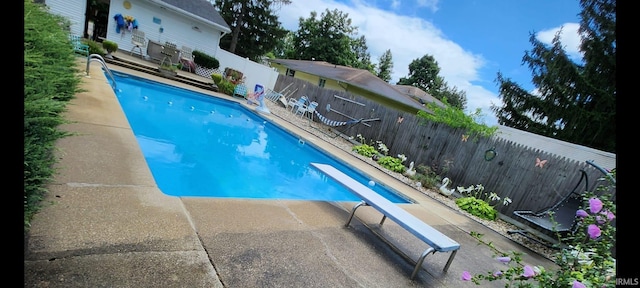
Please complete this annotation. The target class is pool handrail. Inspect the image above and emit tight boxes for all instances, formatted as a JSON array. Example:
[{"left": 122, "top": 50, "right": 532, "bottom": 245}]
[{"left": 86, "top": 54, "right": 117, "bottom": 90}]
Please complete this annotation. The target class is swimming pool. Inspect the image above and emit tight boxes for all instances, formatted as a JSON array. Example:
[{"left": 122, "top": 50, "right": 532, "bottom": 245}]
[{"left": 110, "top": 71, "right": 410, "bottom": 203}]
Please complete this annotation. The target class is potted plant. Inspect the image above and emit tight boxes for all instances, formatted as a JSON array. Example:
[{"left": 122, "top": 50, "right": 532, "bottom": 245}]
[
  {"left": 102, "top": 40, "right": 118, "bottom": 59},
  {"left": 157, "top": 63, "right": 178, "bottom": 79}
]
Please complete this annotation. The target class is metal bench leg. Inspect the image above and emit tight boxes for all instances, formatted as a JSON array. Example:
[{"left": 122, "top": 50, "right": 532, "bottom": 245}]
[
  {"left": 442, "top": 250, "right": 458, "bottom": 273},
  {"left": 345, "top": 201, "right": 368, "bottom": 227},
  {"left": 379, "top": 215, "right": 387, "bottom": 226},
  {"left": 411, "top": 248, "right": 435, "bottom": 280}
]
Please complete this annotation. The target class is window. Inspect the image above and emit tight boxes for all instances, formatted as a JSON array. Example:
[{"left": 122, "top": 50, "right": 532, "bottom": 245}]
[
  {"left": 318, "top": 78, "right": 326, "bottom": 88},
  {"left": 286, "top": 69, "right": 296, "bottom": 77}
]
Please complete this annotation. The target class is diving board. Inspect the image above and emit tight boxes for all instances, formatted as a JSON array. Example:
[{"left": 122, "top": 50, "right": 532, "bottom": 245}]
[{"left": 310, "top": 163, "right": 460, "bottom": 280}]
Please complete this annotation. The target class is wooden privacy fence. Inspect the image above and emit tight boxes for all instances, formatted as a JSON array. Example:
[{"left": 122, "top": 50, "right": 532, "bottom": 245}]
[{"left": 273, "top": 76, "right": 616, "bottom": 217}]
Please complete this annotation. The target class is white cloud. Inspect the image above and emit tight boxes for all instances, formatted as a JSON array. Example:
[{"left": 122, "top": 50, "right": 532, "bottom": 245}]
[
  {"left": 415, "top": 0, "right": 439, "bottom": 12},
  {"left": 277, "top": 0, "right": 501, "bottom": 126},
  {"left": 536, "top": 22, "right": 582, "bottom": 61}
]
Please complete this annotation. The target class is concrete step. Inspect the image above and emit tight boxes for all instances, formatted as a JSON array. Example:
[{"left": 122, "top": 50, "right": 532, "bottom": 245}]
[{"left": 104, "top": 55, "right": 219, "bottom": 92}]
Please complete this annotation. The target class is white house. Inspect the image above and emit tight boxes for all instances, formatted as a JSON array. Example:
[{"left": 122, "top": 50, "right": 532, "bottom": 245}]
[{"left": 43, "top": 0, "right": 280, "bottom": 92}]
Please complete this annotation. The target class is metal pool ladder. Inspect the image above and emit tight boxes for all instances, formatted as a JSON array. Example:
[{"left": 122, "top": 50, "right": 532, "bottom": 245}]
[{"left": 86, "top": 54, "right": 117, "bottom": 90}]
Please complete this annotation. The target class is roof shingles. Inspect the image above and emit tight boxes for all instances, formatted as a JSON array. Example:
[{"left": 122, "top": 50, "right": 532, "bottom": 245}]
[{"left": 270, "top": 59, "right": 440, "bottom": 111}]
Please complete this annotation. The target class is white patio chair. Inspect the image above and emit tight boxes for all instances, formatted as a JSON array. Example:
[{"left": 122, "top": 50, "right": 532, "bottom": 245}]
[
  {"left": 130, "top": 30, "right": 146, "bottom": 59},
  {"left": 179, "top": 45, "right": 196, "bottom": 72}
]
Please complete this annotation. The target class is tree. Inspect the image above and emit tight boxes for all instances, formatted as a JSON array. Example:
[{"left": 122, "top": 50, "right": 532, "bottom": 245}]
[
  {"left": 290, "top": 8, "right": 372, "bottom": 69},
  {"left": 215, "top": 0, "right": 290, "bottom": 61},
  {"left": 491, "top": 0, "right": 615, "bottom": 153},
  {"left": 397, "top": 54, "right": 444, "bottom": 93},
  {"left": 273, "top": 30, "right": 295, "bottom": 58},
  {"left": 439, "top": 82, "right": 467, "bottom": 110},
  {"left": 376, "top": 49, "right": 393, "bottom": 82},
  {"left": 351, "top": 35, "right": 375, "bottom": 73},
  {"left": 396, "top": 54, "right": 467, "bottom": 110}
]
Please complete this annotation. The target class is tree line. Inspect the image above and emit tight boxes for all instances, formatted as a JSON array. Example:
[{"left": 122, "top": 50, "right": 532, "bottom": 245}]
[{"left": 212, "top": 0, "right": 615, "bottom": 153}]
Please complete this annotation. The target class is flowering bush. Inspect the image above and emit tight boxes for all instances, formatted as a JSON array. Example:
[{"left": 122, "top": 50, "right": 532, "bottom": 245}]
[
  {"left": 461, "top": 171, "right": 616, "bottom": 287},
  {"left": 352, "top": 134, "right": 379, "bottom": 157},
  {"left": 376, "top": 141, "right": 389, "bottom": 155},
  {"left": 455, "top": 184, "right": 512, "bottom": 221}
]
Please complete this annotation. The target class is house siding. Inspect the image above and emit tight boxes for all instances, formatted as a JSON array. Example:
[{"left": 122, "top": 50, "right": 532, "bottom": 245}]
[
  {"left": 45, "top": 0, "right": 87, "bottom": 36},
  {"left": 44, "top": 0, "right": 279, "bottom": 92},
  {"left": 105, "top": 0, "right": 222, "bottom": 58}
]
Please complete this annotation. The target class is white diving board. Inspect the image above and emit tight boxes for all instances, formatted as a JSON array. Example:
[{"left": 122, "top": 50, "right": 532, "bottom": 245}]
[{"left": 310, "top": 163, "right": 460, "bottom": 280}]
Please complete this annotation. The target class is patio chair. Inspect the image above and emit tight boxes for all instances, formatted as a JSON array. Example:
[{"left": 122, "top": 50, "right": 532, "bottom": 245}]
[
  {"left": 507, "top": 169, "right": 589, "bottom": 248},
  {"left": 233, "top": 84, "right": 247, "bottom": 98},
  {"left": 179, "top": 45, "right": 196, "bottom": 72},
  {"left": 130, "top": 30, "right": 146, "bottom": 59},
  {"left": 69, "top": 34, "right": 89, "bottom": 56},
  {"left": 299, "top": 101, "right": 318, "bottom": 120},
  {"left": 289, "top": 95, "right": 308, "bottom": 113}
]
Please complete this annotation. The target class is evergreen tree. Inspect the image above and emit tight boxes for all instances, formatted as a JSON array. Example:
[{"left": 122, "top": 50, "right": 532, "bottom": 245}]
[
  {"left": 491, "top": 0, "right": 615, "bottom": 152},
  {"left": 215, "top": 0, "right": 290, "bottom": 61},
  {"left": 376, "top": 49, "right": 393, "bottom": 83},
  {"left": 439, "top": 82, "right": 467, "bottom": 111}
]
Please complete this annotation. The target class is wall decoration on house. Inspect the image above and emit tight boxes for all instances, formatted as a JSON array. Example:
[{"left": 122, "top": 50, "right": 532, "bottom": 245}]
[
  {"left": 114, "top": 13, "right": 138, "bottom": 34},
  {"left": 123, "top": 1, "right": 132, "bottom": 9},
  {"left": 114, "top": 13, "right": 126, "bottom": 34},
  {"left": 153, "top": 17, "right": 161, "bottom": 25}
]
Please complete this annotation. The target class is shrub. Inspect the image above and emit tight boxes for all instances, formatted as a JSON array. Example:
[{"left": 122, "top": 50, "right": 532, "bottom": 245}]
[
  {"left": 412, "top": 164, "right": 442, "bottom": 189},
  {"left": 455, "top": 184, "right": 511, "bottom": 221},
  {"left": 102, "top": 40, "right": 118, "bottom": 53},
  {"left": 193, "top": 50, "right": 220, "bottom": 69},
  {"left": 217, "top": 80, "right": 235, "bottom": 96},
  {"left": 211, "top": 73, "right": 223, "bottom": 85},
  {"left": 85, "top": 39, "right": 106, "bottom": 56},
  {"left": 24, "top": 0, "right": 80, "bottom": 230},
  {"left": 417, "top": 98, "right": 498, "bottom": 138},
  {"left": 377, "top": 156, "right": 406, "bottom": 173},
  {"left": 455, "top": 197, "right": 498, "bottom": 221},
  {"left": 352, "top": 144, "right": 378, "bottom": 157}
]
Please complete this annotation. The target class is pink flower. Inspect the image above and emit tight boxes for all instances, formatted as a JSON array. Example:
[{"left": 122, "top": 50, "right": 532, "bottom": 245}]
[
  {"left": 596, "top": 215, "right": 605, "bottom": 224},
  {"left": 496, "top": 256, "right": 511, "bottom": 263},
  {"left": 522, "top": 265, "right": 535, "bottom": 278},
  {"left": 589, "top": 198, "right": 603, "bottom": 214},
  {"left": 576, "top": 209, "right": 589, "bottom": 217},
  {"left": 573, "top": 280, "right": 587, "bottom": 288},
  {"left": 461, "top": 271, "right": 472, "bottom": 281},
  {"left": 604, "top": 210, "right": 616, "bottom": 221},
  {"left": 588, "top": 224, "right": 601, "bottom": 239},
  {"left": 493, "top": 270, "right": 503, "bottom": 277}
]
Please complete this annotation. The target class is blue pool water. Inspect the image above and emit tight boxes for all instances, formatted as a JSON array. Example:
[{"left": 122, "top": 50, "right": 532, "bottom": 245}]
[{"left": 110, "top": 71, "right": 409, "bottom": 203}]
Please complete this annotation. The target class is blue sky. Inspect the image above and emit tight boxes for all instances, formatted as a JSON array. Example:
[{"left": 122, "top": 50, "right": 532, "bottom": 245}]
[{"left": 276, "top": 0, "right": 583, "bottom": 126}]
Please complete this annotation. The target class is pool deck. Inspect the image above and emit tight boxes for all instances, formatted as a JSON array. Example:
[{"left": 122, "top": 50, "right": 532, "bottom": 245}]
[{"left": 24, "top": 54, "right": 557, "bottom": 287}]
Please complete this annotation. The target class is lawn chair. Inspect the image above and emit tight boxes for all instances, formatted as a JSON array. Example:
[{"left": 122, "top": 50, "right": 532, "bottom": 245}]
[
  {"left": 130, "top": 30, "right": 146, "bottom": 59},
  {"left": 179, "top": 45, "right": 196, "bottom": 72},
  {"left": 508, "top": 169, "right": 589, "bottom": 248},
  {"left": 69, "top": 34, "right": 89, "bottom": 56}
]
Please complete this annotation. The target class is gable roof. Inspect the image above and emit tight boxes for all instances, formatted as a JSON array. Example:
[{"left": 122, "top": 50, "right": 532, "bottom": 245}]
[
  {"left": 152, "top": 0, "right": 231, "bottom": 33},
  {"left": 269, "top": 59, "right": 434, "bottom": 112},
  {"left": 393, "top": 85, "right": 445, "bottom": 108}
]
